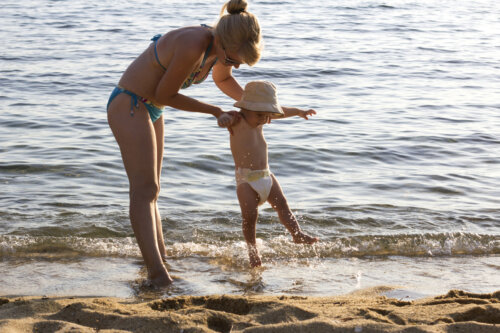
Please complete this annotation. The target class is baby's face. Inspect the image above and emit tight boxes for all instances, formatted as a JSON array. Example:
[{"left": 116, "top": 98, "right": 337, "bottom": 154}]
[{"left": 243, "top": 110, "right": 270, "bottom": 127}]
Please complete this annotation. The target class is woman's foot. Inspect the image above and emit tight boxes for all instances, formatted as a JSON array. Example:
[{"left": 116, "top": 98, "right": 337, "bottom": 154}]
[{"left": 149, "top": 269, "right": 174, "bottom": 288}]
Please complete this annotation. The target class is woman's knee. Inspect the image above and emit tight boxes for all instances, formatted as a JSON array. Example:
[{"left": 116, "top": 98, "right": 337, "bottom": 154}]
[{"left": 130, "top": 181, "right": 160, "bottom": 202}]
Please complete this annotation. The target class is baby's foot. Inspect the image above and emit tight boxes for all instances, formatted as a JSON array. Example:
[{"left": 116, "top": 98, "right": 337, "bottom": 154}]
[
  {"left": 249, "top": 255, "right": 262, "bottom": 268},
  {"left": 292, "top": 232, "right": 319, "bottom": 244},
  {"left": 247, "top": 245, "right": 262, "bottom": 268}
]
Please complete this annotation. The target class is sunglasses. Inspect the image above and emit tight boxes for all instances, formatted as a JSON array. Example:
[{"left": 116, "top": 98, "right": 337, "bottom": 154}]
[{"left": 222, "top": 47, "right": 242, "bottom": 66}]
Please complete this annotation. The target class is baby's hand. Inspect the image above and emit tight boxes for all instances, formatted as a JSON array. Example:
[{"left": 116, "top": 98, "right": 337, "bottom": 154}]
[{"left": 298, "top": 109, "right": 317, "bottom": 120}]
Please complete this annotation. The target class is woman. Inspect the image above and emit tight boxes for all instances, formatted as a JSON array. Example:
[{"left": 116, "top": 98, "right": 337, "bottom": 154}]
[{"left": 107, "top": 0, "right": 260, "bottom": 287}]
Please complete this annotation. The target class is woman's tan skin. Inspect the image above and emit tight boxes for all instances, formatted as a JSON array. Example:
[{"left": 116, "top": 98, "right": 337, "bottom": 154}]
[{"left": 107, "top": 25, "right": 244, "bottom": 288}]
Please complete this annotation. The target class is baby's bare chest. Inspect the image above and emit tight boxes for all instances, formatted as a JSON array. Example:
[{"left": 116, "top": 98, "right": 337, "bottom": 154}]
[{"left": 231, "top": 126, "right": 266, "bottom": 150}]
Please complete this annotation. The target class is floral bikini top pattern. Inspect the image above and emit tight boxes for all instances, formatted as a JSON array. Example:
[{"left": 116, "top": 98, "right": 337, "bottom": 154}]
[{"left": 151, "top": 25, "right": 217, "bottom": 89}]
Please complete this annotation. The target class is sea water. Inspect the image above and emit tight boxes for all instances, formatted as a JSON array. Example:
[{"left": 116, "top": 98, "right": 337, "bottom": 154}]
[{"left": 0, "top": 0, "right": 499, "bottom": 298}]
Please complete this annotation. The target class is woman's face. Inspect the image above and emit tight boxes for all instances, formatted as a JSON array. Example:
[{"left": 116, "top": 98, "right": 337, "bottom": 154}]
[{"left": 218, "top": 42, "right": 243, "bottom": 68}]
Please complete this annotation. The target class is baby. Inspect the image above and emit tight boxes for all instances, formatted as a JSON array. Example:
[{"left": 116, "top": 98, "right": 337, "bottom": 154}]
[{"left": 219, "top": 81, "right": 319, "bottom": 267}]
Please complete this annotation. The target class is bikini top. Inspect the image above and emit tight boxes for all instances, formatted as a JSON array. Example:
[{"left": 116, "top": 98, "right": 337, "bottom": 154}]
[{"left": 151, "top": 25, "right": 217, "bottom": 90}]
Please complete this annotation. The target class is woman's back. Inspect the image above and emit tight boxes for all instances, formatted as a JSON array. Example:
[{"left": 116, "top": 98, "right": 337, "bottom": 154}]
[{"left": 118, "top": 26, "right": 212, "bottom": 105}]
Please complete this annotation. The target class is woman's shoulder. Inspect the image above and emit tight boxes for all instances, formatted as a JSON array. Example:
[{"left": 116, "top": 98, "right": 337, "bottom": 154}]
[
  {"left": 165, "top": 26, "right": 211, "bottom": 48},
  {"left": 155, "top": 27, "right": 207, "bottom": 66}
]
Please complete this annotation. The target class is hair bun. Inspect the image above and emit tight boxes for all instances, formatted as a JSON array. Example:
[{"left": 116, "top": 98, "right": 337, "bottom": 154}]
[{"left": 226, "top": 0, "right": 248, "bottom": 15}]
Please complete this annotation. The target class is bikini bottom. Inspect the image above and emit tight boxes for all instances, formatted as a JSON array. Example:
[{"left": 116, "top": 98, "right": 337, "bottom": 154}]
[{"left": 107, "top": 86, "right": 164, "bottom": 123}]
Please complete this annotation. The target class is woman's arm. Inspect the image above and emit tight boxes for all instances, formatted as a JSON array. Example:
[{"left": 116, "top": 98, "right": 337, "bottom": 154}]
[
  {"left": 212, "top": 63, "right": 244, "bottom": 101},
  {"left": 161, "top": 92, "right": 224, "bottom": 118},
  {"left": 212, "top": 63, "right": 244, "bottom": 130},
  {"left": 153, "top": 37, "right": 224, "bottom": 118}
]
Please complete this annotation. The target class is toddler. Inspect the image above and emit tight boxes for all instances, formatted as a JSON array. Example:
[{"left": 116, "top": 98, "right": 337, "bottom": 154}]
[{"left": 218, "top": 81, "right": 319, "bottom": 267}]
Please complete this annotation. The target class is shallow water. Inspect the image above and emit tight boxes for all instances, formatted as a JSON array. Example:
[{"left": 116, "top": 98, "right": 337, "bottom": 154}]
[{"left": 0, "top": 0, "right": 499, "bottom": 298}]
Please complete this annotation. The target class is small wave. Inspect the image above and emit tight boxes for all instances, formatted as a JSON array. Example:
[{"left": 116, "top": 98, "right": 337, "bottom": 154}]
[
  {"left": 417, "top": 46, "right": 457, "bottom": 53},
  {"left": 424, "top": 186, "right": 465, "bottom": 196},
  {"left": 0, "top": 163, "right": 70, "bottom": 174},
  {"left": 430, "top": 116, "right": 476, "bottom": 123},
  {"left": 240, "top": 68, "right": 360, "bottom": 79},
  {"left": 382, "top": 27, "right": 423, "bottom": 33},
  {"left": 1, "top": 233, "right": 497, "bottom": 261},
  {"left": 94, "top": 28, "right": 123, "bottom": 33},
  {"left": 374, "top": 4, "right": 396, "bottom": 9},
  {"left": 170, "top": 233, "right": 499, "bottom": 260},
  {"left": 336, "top": 4, "right": 396, "bottom": 10},
  {"left": 461, "top": 133, "right": 500, "bottom": 145},
  {"left": 57, "top": 24, "right": 77, "bottom": 29},
  {"left": 0, "top": 56, "right": 24, "bottom": 61},
  {"left": 0, "top": 235, "right": 140, "bottom": 258}
]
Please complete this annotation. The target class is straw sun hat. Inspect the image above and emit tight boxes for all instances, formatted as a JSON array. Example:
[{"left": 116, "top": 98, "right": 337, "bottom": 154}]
[{"left": 234, "top": 81, "right": 284, "bottom": 116}]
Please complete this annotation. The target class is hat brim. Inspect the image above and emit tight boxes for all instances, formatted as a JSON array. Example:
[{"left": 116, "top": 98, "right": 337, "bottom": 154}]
[{"left": 234, "top": 101, "right": 284, "bottom": 116}]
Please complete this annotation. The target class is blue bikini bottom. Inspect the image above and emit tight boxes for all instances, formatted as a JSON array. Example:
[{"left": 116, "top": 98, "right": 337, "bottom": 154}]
[{"left": 107, "top": 86, "right": 164, "bottom": 123}]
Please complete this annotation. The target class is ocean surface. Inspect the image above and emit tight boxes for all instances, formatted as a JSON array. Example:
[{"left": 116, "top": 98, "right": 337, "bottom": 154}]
[{"left": 1, "top": 0, "right": 499, "bottom": 299}]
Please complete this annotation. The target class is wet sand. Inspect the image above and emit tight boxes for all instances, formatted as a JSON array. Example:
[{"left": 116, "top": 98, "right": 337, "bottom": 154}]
[{"left": 1, "top": 287, "right": 498, "bottom": 332}]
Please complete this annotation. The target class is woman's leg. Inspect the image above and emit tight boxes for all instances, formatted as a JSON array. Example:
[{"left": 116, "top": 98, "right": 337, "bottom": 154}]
[
  {"left": 107, "top": 95, "right": 172, "bottom": 287},
  {"left": 152, "top": 115, "right": 167, "bottom": 261},
  {"left": 236, "top": 183, "right": 262, "bottom": 267},
  {"left": 267, "top": 175, "right": 319, "bottom": 244}
]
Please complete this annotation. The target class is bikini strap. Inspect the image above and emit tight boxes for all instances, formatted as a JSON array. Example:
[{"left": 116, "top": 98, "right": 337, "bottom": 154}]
[
  {"left": 151, "top": 34, "right": 168, "bottom": 71},
  {"left": 200, "top": 38, "right": 213, "bottom": 68},
  {"left": 198, "top": 24, "right": 216, "bottom": 67}
]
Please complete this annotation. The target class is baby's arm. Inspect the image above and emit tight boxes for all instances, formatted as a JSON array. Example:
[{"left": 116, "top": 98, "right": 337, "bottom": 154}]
[{"left": 281, "top": 107, "right": 317, "bottom": 120}]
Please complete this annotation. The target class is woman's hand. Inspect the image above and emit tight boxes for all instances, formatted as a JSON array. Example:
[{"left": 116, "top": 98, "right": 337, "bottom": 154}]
[
  {"left": 217, "top": 112, "right": 233, "bottom": 128},
  {"left": 217, "top": 111, "right": 242, "bottom": 135}
]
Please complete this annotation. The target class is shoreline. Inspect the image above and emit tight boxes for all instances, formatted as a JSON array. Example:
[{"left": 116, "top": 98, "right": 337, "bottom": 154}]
[{"left": 1, "top": 287, "right": 498, "bottom": 332}]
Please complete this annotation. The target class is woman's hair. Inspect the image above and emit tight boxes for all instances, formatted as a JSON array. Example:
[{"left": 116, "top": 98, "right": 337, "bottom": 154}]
[{"left": 215, "top": 0, "right": 262, "bottom": 66}]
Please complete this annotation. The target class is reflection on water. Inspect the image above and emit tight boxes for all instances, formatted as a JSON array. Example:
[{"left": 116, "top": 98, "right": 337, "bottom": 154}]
[
  {"left": 1, "top": 255, "right": 498, "bottom": 298},
  {"left": 1, "top": 0, "right": 499, "bottom": 297}
]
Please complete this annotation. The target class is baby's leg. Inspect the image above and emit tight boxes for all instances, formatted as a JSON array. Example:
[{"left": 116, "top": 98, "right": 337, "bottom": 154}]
[
  {"left": 236, "top": 183, "right": 262, "bottom": 267},
  {"left": 267, "top": 175, "right": 319, "bottom": 244}
]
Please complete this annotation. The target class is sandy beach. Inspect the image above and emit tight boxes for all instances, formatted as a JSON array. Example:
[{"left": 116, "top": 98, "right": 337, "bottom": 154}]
[{"left": 1, "top": 287, "right": 498, "bottom": 333}]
